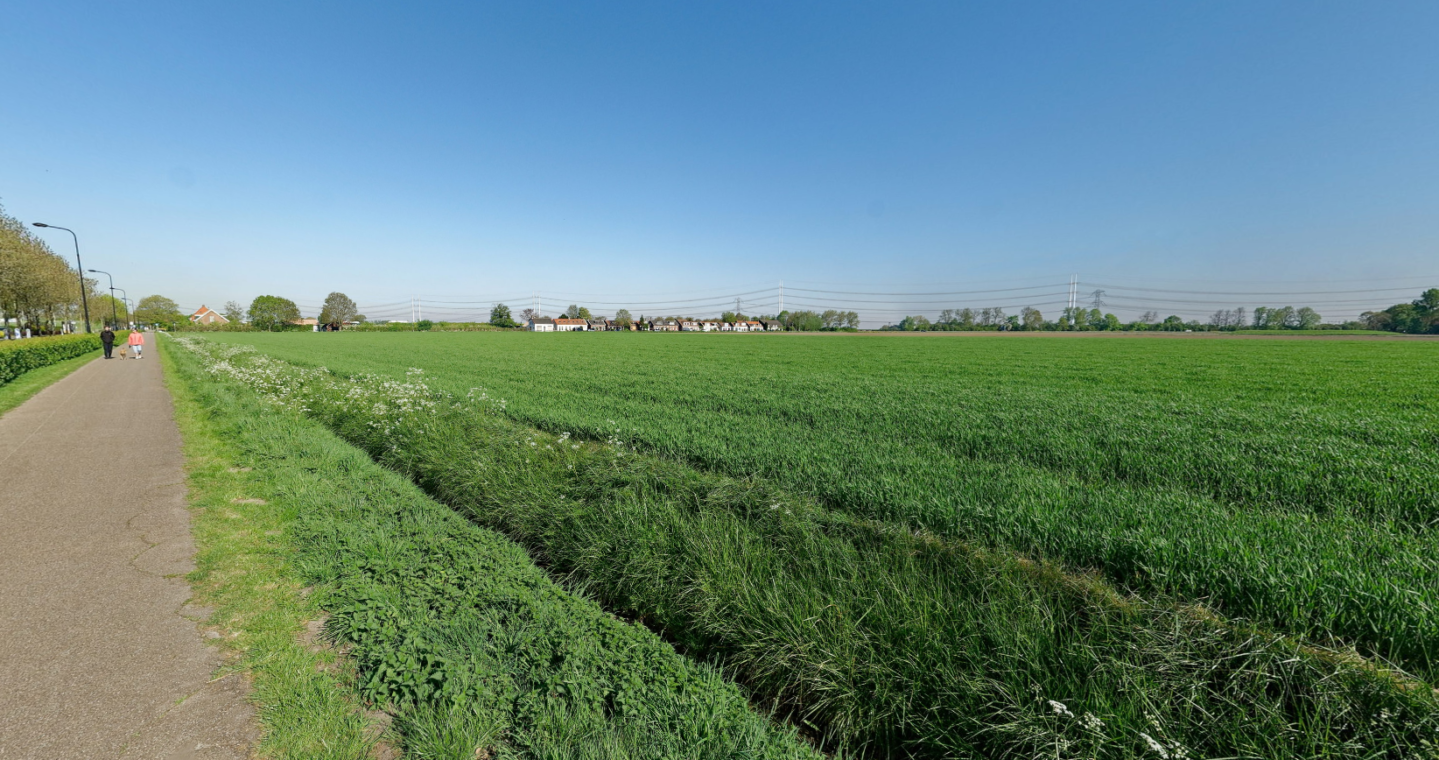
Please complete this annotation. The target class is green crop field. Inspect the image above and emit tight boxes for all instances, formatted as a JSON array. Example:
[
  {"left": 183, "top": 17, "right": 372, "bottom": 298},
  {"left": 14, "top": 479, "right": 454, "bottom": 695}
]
[{"left": 183, "top": 331, "right": 1439, "bottom": 758}]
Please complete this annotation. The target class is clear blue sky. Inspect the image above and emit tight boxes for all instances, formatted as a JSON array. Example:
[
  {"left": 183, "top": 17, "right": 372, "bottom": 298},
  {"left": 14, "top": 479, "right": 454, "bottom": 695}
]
[{"left": 3, "top": 1, "right": 1437, "bottom": 323}]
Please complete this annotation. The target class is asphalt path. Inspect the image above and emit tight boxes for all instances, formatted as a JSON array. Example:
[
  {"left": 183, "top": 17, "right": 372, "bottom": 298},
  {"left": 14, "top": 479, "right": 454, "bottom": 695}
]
[{"left": 0, "top": 332, "right": 254, "bottom": 759}]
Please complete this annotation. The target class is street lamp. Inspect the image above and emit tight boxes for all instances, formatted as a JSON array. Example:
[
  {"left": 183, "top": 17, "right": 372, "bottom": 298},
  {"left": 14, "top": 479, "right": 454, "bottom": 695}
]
[
  {"left": 115, "top": 289, "right": 129, "bottom": 328},
  {"left": 88, "top": 269, "right": 117, "bottom": 329},
  {"left": 32, "top": 223, "right": 92, "bottom": 334}
]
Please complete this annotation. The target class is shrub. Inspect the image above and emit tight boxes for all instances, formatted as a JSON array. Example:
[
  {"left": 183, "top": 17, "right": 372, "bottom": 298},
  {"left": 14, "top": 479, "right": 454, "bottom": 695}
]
[{"left": 0, "top": 334, "right": 101, "bottom": 385}]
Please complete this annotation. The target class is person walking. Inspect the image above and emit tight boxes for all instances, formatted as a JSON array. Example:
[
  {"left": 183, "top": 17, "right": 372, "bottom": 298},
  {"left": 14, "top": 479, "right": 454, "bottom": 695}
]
[
  {"left": 127, "top": 328, "right": 145, "bottom": 359},
  {"left": 100, "top": 326, "right": 115, "bottom": 359}
]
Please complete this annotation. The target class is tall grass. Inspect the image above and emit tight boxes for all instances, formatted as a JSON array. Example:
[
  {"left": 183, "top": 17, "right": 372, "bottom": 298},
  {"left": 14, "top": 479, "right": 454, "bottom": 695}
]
[
  {"left": 177, "top": 336, "right": 1439, "bottom": 759},
  {"left": 202, "top": 331, "right": 1439, "bottom": 679},
  {"left": 167, "top": 339, "right": 822, "bottom": 760}
]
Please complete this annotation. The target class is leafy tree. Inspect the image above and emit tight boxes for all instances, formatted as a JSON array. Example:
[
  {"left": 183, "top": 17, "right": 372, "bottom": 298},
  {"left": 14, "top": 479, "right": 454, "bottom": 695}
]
[
  {"left": 1295, "top": 307, "right": 1322, "bottom": 329},
  {"left": 614, "top": 309, "right": 633, "bottom": 329},
  {"left": 1161, "top": 315, "right": 1185, "bottom": 331},
  {"left": 564, "top": 304, "right": 593, "bottom": 320},
  {"left": 1272, "top": 306, "right": 1297, "bottom": 329},
  {"left": 1362, "top": 288, "right": 1439, "bottom": 334},
  {"left": 416, "top": 320, "right": 434, "bottom": 331},
  {"left": 135, "top": 295, "right": 186, "bottom": 330},
  {"left": 248, "top": 295, "right": 301, "bottom": 332},
  {"left": 1021, "top": 307, "right": 1044, "bottom": 331},
  {"left": 489, "top": 303, "right": 518, "bottom": 328},
  {"left": 784, "top": 310, "right": 823, "bottom": 331},
  {"left": 1102, "top": 313, "right": 1121, "bottom": 331},
  {"left": 519, "top": 308, "right": 538, "bottom": 322},
  {"left": 95, "top": 294, "right": 129, "bottom": 328},
  {"left": 319, "top": 292, "right": 359, "bottom": 326},
  {"left": 222, "top": 300, "right": 246, "bottom": 324},
  {"left": 898, "top": 315, "right": 931, "bottom": 331},
  {"left": 1, "top": 204, "right": 91, "bottom": 334}
]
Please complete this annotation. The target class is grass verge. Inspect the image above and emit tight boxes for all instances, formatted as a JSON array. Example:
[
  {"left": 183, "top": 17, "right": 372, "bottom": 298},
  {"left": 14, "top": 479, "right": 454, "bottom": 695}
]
[
  {"left": 0, "top": 349, "right": 99, "bottom": 417},
  {"left": 164, "top": 335, "right": 820, "bottom": 759},
  {"left": 173, "top": 336, "right": 1439, "bottom": 760},
  {"left": 162, "top": 338, "right": 378, "bottom": 758}
]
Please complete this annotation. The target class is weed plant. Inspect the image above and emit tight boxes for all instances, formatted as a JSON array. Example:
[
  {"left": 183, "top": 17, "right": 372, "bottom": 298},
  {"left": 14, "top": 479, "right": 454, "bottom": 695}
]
[
  {"left": 166, "top": 339, "right": 821, "bottom": 760},
  {"left": 177, "top": 336, "right": 1439, "bottom": 759},
  {"left": 201, "top": 331, "right": 1439, "bottom": 678}
]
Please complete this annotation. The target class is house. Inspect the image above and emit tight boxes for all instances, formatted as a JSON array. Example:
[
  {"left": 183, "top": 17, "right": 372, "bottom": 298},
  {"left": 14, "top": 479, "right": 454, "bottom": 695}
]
[
  {"left": 528, "top": 317, "right": 556, "bottom": 332},
  {"left": 555, "top": 318, "right": 588, "bottom": 332},
  {"left": 760, "top": 319, "right": 785, "bottom": 332},
  {"left": 740, "top": 320, "right": 764, "bottom": 332},
  {"left": 699, "top": 320, "right": 722, "bottom": 332},
  {"left": 727, "top": 320, "right": 749, "bottom": 332},
  {"left": 291, "top": 317, "right": 320, "bottom": 332},
  {"left": 189, "top": 305, "right": 229, "bottom": 326},
  {"left": 679, "top": 320, "right": 701, "bottom": 332},
  {"left": 587, "top": 319, "right": 610, "bottom": 332},
  {"left": 648, "top": 319, "right": 679, "bottom": 332}
]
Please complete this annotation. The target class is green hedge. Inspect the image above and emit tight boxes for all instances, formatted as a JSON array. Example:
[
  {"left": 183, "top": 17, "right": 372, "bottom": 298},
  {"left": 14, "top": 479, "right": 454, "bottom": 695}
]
[{"left": 0, "top": 334, "right": 102, "bottom": 386}]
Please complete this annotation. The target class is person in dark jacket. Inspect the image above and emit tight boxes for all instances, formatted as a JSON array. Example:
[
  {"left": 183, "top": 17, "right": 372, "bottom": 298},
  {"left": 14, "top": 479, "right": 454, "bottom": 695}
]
[{"left": 100, "top": 326, "right": 115, "bottom": 359}]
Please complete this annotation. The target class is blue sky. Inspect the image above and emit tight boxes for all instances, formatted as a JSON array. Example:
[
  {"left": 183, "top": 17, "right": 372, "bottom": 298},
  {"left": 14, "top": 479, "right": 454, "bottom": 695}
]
[{"left": 3, "top": 1, "right": 1437, "bottom": 324}]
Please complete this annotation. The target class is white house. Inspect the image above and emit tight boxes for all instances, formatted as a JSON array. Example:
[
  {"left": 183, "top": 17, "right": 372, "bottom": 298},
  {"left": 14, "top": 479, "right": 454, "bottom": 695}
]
[
  {"left": 555, "top": 318, "right": 588, "bottom": 332},
  {"left": 528, "top": 317, "right": 556, "bottom": 332}
]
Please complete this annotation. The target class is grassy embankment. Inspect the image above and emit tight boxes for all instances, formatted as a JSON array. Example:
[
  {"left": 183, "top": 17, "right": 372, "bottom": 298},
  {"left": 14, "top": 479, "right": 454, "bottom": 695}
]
[
  {"left": 179, "top": 335, "right": 1439, "bottom": 760},
  {"left": 204, "top": 331, "right": 1439, "bottom": 680},
  {"left": 164, "top": 336, "right": 821, "bottom": 759}
]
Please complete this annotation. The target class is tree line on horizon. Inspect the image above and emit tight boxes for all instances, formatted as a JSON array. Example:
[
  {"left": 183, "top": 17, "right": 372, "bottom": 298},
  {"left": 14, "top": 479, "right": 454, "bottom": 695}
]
[
  {"left": 144, "top": 290, "right": 1439, "bottom": 335},
  {"left": 486, "top": 303, "right": 861, "bottom": 331},
  {"left": 878, "top": 293, "right": 1435, "bottom": 333}
]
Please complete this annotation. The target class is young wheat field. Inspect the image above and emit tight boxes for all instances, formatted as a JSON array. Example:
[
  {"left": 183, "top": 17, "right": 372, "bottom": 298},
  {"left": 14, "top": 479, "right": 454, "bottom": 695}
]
[{"left": 184, "top": 331, "right": 1439, "bottom": 759}]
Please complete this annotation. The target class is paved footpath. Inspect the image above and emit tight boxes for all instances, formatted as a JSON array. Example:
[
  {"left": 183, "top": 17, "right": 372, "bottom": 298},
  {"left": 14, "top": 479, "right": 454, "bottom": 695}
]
[{"left": 0, "top": 332, "right": 255, "bottom": 759}]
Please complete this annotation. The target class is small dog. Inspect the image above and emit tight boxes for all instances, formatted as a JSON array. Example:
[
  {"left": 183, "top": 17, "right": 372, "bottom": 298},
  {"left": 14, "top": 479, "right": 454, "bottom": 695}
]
[{"left": 117, "top": 345, "right": 129, "bottom": 360}]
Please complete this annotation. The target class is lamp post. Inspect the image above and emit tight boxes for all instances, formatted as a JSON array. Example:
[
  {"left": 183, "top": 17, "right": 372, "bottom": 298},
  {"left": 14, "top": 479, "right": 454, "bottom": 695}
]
[
  {"left": 31, "top": 223, "right": 92, "bottom": 334},
  {"left": 114, "top": 289, "right": 129, "bottom": 328},
  {"left": 88, "top": 269, "right": 117, "bottom": 329}
]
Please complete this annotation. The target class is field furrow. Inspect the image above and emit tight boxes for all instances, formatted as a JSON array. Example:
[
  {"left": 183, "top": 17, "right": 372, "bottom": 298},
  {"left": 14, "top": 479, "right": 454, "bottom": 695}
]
[
  {"left": 203, "top": 332, "right": 1439, "bottom": 679},
  {"left": 176, "top": 335, "right": 1439, "bottom": 759}
]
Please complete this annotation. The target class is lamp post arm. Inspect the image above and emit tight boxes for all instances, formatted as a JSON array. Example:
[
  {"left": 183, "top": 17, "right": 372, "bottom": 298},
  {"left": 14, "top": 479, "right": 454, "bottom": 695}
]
[{"left": 36, "top": 225, "right": 92, "bottom": 334}]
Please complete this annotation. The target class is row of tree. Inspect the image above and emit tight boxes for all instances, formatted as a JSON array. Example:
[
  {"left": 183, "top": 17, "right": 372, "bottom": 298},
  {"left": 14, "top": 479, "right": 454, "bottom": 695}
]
[
  {"left": 1, "top": 205, "right": 95, "bottom": 333},
  {"left": 1361, "top": 289, "right": 1439, "bottom": 334},
  {"left": 487, "top": 303, "right": 862, "bottom": 332},
  {"left": 146, "top": 292, "right": 365, "bottom": 332},
  {"left": 884, "top": 304, "right": 1334, "bottom": 332}
]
